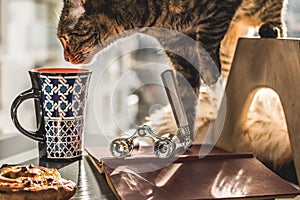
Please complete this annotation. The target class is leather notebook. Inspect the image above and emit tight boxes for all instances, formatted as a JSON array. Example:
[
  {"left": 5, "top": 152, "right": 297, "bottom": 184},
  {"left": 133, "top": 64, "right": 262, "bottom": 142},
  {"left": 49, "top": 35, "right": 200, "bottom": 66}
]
[{"left": 85, "top": 144, "right": 300, "bottom": 200}]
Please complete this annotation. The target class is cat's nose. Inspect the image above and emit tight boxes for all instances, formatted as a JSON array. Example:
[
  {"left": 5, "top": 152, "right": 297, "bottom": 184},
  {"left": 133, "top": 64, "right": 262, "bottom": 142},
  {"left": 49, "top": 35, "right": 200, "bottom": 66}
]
[{"left": 64, "top": 54, "right": 70, "bottom": 62}]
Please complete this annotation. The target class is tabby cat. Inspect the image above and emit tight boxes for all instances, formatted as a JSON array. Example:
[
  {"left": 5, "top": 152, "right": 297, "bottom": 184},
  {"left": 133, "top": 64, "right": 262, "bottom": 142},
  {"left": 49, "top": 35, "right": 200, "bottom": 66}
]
[
  {"left": 57, "top": 0, "right": 243, "bottom": 140},
  {"left": 57, "top": 0, "right": 289, "bottom": 167}
]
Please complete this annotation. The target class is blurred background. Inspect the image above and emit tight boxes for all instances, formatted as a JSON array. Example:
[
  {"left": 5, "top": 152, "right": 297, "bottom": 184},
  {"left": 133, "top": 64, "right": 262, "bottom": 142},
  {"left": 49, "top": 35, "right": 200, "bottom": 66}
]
[{"left": 0, "top": 0, "right": 299, "bottom": 140}]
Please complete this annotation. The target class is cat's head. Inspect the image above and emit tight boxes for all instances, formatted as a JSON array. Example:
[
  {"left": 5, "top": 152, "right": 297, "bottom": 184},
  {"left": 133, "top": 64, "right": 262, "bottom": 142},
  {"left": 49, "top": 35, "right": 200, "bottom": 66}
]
[{"left": 57, "top": 0, "right": 122, "bottom": 64}]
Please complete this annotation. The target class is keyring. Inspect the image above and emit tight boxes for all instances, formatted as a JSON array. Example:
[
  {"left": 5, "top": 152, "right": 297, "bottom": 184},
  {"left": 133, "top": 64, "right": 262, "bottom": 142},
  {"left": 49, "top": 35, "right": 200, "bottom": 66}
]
[{"left": 110, "top": 70, "right": 192, "bottom": 158}]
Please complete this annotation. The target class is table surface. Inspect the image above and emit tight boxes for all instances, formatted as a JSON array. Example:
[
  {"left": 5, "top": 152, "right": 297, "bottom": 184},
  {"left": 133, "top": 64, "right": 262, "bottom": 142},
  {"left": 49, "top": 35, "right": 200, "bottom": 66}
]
[
  {"left": 0, "top": 133, "right": 117, "bottom": 200},
  {"left": 1, "top": 133, "right": 300, "bottom": 200}
]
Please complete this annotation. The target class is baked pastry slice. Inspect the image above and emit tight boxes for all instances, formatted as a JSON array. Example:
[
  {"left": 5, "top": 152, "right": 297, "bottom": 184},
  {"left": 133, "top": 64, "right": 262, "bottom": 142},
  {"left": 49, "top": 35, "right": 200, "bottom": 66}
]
[{"left": 0, "top": 164, "right": 76, "bottom": 200}]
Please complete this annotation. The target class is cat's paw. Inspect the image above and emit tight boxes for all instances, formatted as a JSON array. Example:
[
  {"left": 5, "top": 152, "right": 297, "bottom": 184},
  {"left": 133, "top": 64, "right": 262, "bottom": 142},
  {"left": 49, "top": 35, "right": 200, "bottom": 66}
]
[{"left": 259, "top": 23, "right": 280, "bottom": 38}]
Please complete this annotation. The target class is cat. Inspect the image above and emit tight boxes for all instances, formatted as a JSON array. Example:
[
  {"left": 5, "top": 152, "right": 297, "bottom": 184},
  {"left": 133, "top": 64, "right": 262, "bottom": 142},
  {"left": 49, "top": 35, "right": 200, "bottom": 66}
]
[
  {"left": 57, "top": 0, "right": 243, "bottom": 140},
  {"left": 57, "top": 0, "right": 289, "bottom": 168}
]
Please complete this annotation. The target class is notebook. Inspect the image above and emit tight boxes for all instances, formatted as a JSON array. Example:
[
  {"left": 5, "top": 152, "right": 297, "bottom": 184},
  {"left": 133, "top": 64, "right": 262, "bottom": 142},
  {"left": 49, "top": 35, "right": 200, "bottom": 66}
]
[{"left": 86, "top": 144, "right": 300, "bottom": 200}]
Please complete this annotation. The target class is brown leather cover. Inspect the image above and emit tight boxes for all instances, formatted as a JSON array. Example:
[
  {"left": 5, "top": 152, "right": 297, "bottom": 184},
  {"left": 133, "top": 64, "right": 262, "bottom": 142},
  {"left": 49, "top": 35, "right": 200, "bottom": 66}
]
[{"left": 86, "top": 145, "right": 300, "bottom": 199}]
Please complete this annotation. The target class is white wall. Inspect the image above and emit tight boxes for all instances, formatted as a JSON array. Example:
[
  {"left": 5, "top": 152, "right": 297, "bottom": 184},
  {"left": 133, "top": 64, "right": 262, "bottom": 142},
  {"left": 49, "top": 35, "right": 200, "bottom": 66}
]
[{"left": 0, "top": 0, "right": 141, "bottom": 138}]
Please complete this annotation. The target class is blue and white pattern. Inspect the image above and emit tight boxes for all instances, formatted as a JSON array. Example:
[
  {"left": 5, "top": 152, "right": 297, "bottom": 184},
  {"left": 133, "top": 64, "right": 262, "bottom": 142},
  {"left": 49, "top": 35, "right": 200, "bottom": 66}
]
[{"left": 40, "top": 74, "right": 90, "bottom": 159}]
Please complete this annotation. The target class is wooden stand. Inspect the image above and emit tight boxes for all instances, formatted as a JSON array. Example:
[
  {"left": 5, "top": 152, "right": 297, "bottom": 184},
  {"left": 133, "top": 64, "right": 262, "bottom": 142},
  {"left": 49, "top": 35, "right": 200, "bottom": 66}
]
[{"left": 214, "top": 38, "right": 300, "bottom": 185}]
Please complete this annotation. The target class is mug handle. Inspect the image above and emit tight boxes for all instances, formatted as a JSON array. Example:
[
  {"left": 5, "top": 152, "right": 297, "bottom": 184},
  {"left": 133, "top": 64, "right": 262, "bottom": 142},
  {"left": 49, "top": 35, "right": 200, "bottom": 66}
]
[{"left": 11, "top": 88, "right": 45, "bottom": 142}]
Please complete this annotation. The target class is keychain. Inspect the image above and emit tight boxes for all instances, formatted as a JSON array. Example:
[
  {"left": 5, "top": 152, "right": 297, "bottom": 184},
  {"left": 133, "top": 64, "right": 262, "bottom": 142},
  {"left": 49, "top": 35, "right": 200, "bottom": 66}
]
[{"left": 110, "top": 70, "right": 192, "bottom": 158}]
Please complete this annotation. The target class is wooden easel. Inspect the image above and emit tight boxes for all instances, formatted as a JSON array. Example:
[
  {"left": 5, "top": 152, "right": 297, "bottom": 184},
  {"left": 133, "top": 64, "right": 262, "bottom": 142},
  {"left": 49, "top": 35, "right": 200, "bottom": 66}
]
[{"left": 214, "top": 38, "right": 300, "bottom": 185}]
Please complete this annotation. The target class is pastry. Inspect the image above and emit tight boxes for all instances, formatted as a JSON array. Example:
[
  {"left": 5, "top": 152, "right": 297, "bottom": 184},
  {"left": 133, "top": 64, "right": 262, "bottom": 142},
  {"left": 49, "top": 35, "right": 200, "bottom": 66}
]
[{"left": 0, "top": 164, "right": 76, "bottom": 200}]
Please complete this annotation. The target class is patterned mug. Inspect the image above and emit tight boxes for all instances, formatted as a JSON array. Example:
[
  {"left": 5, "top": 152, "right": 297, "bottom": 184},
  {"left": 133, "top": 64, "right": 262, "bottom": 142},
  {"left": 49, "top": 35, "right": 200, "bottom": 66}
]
[{"left": 11, "top": 67, "right": 91, "bottom": 160}]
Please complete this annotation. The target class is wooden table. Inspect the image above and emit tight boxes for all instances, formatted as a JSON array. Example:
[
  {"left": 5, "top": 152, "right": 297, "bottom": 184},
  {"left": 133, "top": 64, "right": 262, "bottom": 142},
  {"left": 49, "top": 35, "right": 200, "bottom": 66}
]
[{"left": 1, "top": 133, "right": 299, "bottom": 200}]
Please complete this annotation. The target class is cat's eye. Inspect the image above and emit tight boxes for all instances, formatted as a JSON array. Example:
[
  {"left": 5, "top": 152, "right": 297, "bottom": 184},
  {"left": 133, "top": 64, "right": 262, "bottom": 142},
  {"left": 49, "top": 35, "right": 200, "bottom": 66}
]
[
  {"left": 70, "top": 21, "right": 90, "bottom": 36},
  {"left": 78, "top": 24, "right": 86, "bottom": 31},
  {"left": 73, "top": 26, "right": 91, "bottom": 37}
]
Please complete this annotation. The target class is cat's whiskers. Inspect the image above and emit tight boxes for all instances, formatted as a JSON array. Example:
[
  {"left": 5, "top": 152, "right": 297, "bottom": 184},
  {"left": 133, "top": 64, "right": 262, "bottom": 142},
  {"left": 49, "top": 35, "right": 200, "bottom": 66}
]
[
  {"left": 52, "top": 6, "right": 61, "bottom": 22},
  {"left": 48, "top": 5, "right": 63, "bottom": 31}
]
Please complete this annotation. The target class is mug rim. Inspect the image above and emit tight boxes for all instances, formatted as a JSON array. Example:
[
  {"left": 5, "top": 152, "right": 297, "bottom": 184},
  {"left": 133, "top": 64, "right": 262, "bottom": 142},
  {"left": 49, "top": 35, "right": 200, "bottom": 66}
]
[{"left": 30, "top": 67, "right": 91, "bottom": 74}]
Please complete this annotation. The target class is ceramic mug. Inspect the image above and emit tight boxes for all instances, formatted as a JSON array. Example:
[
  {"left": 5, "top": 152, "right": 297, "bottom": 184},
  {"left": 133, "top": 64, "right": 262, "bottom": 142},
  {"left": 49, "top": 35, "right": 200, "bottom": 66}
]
[{"left": 11, "top": 67, "right": 91, "bottom": 160}]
